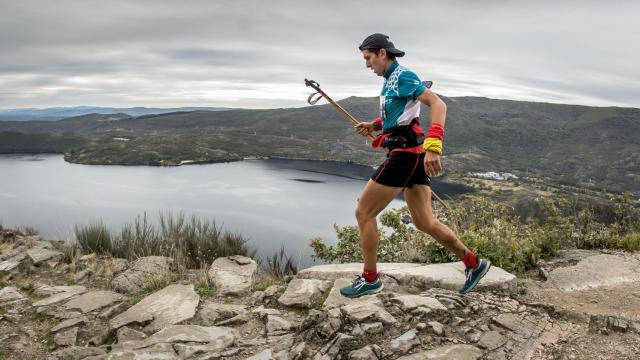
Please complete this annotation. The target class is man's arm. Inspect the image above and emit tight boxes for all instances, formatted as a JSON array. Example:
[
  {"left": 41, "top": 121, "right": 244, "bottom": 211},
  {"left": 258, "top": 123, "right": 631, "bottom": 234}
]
[
  {"left": 417, "top": 88, "right": 447, "bottom": 126},
  {"left": 417, "top": 89, "right": 447, "bottom": 177}
]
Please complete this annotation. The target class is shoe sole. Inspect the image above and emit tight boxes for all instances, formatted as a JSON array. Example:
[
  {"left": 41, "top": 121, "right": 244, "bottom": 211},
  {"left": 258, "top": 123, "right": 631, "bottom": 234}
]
[
  {"left": 459, "top": 262, "right": 492, "bottom": 294},
  {"left": 340, "top": 282, "right": 384, "bottom": 299}
]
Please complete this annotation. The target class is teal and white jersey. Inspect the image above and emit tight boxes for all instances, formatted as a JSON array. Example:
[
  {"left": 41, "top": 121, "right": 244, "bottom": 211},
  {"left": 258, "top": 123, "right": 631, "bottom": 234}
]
[{"left": 380, "top": 61, "right": 426, "bottom": 131}]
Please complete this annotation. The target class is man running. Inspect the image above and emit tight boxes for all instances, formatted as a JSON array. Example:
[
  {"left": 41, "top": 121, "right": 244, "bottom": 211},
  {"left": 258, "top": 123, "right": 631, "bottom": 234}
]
[{"left": 340, "top": 33, "right": 491, "bottom": 298}]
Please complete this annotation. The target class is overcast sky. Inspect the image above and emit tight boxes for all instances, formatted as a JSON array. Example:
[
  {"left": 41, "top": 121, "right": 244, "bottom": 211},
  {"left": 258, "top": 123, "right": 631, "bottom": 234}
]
[{"left": 1, "top": 0, "right": 639, "bottom": 110}]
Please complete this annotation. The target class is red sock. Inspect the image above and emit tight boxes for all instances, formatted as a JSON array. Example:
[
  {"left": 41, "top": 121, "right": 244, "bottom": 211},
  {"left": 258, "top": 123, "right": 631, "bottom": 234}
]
[
  {"left": 462, "top": 251, "right": 478, "bottom": 269},
  {"left": 362, "top": 268, "right": 378, "bottom": 282}
]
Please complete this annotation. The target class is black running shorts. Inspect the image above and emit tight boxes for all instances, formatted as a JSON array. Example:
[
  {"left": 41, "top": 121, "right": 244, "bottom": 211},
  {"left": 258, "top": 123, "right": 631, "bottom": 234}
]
[{"left": 371, "top": 151, "right": 431, "bottom": 188}]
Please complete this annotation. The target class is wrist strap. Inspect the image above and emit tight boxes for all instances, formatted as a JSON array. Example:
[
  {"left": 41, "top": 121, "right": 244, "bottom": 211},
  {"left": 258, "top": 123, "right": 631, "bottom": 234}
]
[
  {"left": 424, "top": 138, "right": 443, "bottom": 155},
  {"left": 373, "top": 117, "right": 382, "bottom": 131},
  {"left": 427, "top": 123, "right": 444, "bottom": 140}
]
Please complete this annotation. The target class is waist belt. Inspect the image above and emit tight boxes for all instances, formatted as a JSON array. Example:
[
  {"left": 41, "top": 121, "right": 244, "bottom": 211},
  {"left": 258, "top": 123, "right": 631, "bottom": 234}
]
[{"left": 372, "top": 118, "right": 425, "bottom": 151}]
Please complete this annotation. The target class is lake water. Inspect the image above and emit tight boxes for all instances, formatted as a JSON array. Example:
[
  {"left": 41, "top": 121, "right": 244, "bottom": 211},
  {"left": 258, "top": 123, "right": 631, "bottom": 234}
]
[{"left": 0, "top": 154, "right": 470, "bottom": 266}]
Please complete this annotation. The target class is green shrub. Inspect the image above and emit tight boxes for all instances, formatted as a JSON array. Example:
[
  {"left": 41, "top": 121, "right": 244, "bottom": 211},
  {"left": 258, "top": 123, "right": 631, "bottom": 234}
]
[
  {"left": 75, "top": 212, "right": 255, "bottom": 269},
  {"left": 264, "top": 245, "right": 299, "bottom": 279},
  {"left": 310, "top": 193, "right": 640, "bottom": 273},
  {"left": 74, "top": 221, "right": 113, "bottom": 255}
]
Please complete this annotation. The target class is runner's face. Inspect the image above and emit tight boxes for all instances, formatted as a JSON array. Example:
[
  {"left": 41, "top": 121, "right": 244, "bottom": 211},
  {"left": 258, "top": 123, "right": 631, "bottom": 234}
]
[{"left": 362, "top": 49, "right": 385, "bottom": 77}]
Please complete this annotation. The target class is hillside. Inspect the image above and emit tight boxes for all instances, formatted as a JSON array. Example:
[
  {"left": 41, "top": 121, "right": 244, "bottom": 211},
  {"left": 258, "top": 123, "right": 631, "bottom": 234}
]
[
  {"left": 0, "top": 96, "right": 638, "bottom": 193},
  {"left": 0, "top": 106, "right": 232, "bottom": 121}
]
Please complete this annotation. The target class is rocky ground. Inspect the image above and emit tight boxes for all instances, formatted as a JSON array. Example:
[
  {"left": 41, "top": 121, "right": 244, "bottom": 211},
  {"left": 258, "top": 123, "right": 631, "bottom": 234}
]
[{"left": 1, "top": 228, "right": 639, "bottom": 360}]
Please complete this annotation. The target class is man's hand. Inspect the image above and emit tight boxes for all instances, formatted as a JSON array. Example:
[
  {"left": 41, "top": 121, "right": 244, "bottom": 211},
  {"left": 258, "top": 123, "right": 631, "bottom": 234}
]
[
  {"left": 424, "top": 151, "right": 442, "bottom": 177},
  {"left": 354, "top": 122, "right": 375, "bottom": 137}
]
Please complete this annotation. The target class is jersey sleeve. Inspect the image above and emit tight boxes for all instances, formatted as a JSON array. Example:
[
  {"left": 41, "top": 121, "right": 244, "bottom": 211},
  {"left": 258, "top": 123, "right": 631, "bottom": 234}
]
[{"left": 398, "top": 70, "right": 426, "bottom": 100}]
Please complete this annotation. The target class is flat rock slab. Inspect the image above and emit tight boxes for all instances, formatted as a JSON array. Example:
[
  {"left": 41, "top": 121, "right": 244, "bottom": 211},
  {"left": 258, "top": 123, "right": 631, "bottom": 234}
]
[
  {"left": 34, "top": 284, "right": 87, "bottom": 297},
  {"left": 547, "top": 253, "right": 640, "bottom": 291},
  {"left": 298, "top": 262, "right": 517, "bottom": 294},
  {"left": 392, "top": 294, "right": 447, "bottom": 311},
  {"left": 33, "top": 286, "right": 87, "bottom": 307},
  {"left": 341, "top": 301, "right": 396, "bottom": 325},
  {"left": 277, "top": 278, "right": 332, "bottom": 308},
  {"left": 397, "top": 344, "right": 483, "bottom": 359},
  {"left": 0, "top": 286, "right": 25, "bottom": 303},
  {"left": 50, "top": 346, "right": 106, "bottom": 359},
  {"left": 51, "top": 316, "right": 88, "bottom": 332},
  {"left": 111, "top": 256, "right": 175, "bottom": 294},
  {"left": 198, "top": 302, "right": 248, "bottom": 325},
  {"left": 106, "top": 343, "right": 178, "bottom": 360},
  {"left": 123, "top": 325, "right": 237, "bottom": 351},
  {"left": 110, "top": 284, "right": 199, "bottom": 332},
  {"left": 323, "top": 278, "right": 383, "bottom": 309},
  {"left": 63, "top": 290, "right": 124, "bottom": 313},
  {"left": 27, "top": 247, "right": 64, "bottom": 264},
  {"left": 0, "top": 253, "right": 26, "bottom": 272},
  {"left": 208, "top": 255, "right": 257, "bottom": 295}
]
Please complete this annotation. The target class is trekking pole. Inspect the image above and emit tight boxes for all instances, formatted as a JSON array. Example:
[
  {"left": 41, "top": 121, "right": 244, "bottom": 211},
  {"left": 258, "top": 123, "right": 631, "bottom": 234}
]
[
  {"left": 304, "top": 79, "right": 374, "bottom": 142},
  {"left": 304, "top": 78, "right": 448, "bottom": 210}
]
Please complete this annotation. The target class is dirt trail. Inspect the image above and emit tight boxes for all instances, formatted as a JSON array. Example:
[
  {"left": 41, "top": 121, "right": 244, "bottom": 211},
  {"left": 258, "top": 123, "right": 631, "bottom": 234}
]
[{"left": 519, "top": 250, "right": 640, "bottom": 359}]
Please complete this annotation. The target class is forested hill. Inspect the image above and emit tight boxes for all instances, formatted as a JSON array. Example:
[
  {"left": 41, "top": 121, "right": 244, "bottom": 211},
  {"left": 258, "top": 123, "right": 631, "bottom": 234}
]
[{"left": 0, "top": 96, "right": 638, "bottom": 193}]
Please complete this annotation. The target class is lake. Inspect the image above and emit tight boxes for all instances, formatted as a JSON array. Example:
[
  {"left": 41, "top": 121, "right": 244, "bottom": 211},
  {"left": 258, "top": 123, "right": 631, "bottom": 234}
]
[{"left": 0, "top": 154, "right": 470, "bottom": 266}]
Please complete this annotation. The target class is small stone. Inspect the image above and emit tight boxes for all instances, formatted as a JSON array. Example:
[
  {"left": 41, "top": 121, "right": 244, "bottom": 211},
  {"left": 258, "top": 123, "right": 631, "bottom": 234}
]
[
  {"left": 477, "top": 330, "right": 507, "bottom": 350},
  {"left": 397, "top": 344, "right": 482, "bottom": 360},
  {"left": 428, "top": 321, "right": 445, "bottom": 336},
  {"left": 351, "top": 324, "right": 364, "bottom": 336},
  {"left": 266, "top": 315, "right": 293, "bottom": 335},
  {"left": 318, "top": 317, "right": 343, "bottom": 339},
  {"left": 73, "top": 269, "right": 93, "bottom": 284},
  {"left": 215, "top": 313, "right": 249, "bottom": 326},
  {"left": 199, "top": 302, "right": 248, "bottom": 325},
  {"left": 251, "top": 305, "right": 282, "bottom": 320},
  {"left": 349, "top": 344, "right": 382, "bottom": 359},
  {"left": 341, "top": 302, "right": 396, "bottom": 325},
  {"left": 416, "top": 322, "right": 427, "bottom": 331},
  {"left": 246, "top": 349, "right": 273, "bottom": 360},
  {"left": 208, "top": 255, "right": 258, "bottom": 295},
  {"left": 277, "top": 278, "right": 332, "bottom": 308},
  {"left": 320, "top": 333, "right": 354, "bottom": 358},
  {"left": 289, "top": 341, "right": 311, "bottom": 360},
  {"left": 362, "top": 322, "right": 383, "bottom": 335},
  {"left": 0, "top": 286, "right": 25, "bottom": 303},
  {"left": 390, "top": 329, "right": 421, "bottom": 353},
  {"left": 117, "top": 326, "right": 147, "bottom": 343},
  {"left": 54, "top": 326, "right": 78, "bottom": 347},
  {"left": 393, "top": 295, "right": 447, "bottom": 311},
  {"left": 51, "top": 316, "right": 88, "bottom": 332}
]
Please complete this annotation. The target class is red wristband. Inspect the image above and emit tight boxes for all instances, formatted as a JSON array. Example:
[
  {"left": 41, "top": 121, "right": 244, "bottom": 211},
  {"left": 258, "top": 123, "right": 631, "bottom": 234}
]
[
  {"left": 374, "top": 117, "right": 382, "bottom": 131},
  {"left": 427, "top": 123, "right": 444, "bottom": 140}
]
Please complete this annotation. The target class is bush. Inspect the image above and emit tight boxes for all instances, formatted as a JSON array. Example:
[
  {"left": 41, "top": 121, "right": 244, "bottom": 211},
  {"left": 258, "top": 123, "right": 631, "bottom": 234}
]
[
  {"left": 310, "top": 193, "right": 640, "bottom": 273},
  {"left": 74, "top": 212, "right": 255, "bottom": 269},
  {"left": 264, "top": 245, "right": 299, "bottom": 279},
  {"left": 74, "top": 221, "right": 113, "bottom": 255}
]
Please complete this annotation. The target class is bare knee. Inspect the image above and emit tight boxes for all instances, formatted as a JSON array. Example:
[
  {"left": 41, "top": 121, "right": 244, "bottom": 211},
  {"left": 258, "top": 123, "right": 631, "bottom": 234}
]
[{"left": 355, "top": 205, "right": 376, "bottom": 225}]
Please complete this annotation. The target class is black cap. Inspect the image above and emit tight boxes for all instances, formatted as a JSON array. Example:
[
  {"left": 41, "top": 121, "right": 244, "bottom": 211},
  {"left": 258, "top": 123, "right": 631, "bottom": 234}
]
[{"left": 358, "top": 33, "right": 405, "bottom": 57}]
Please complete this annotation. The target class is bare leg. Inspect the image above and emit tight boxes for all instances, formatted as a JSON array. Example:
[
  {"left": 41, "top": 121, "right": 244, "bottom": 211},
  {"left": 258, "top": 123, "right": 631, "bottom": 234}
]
[
  {"left": 404, "top": 184, "right": 468, "bottom": 258},
  {"left": 355, "top": 180, "right": 403, "bottom": 271}
]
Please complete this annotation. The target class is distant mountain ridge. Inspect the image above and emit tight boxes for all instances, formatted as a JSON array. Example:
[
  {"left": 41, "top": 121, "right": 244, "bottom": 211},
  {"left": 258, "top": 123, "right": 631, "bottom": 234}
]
[
  {"left": 0, "top": 106, "right": 233, "bottom": 121},
  {"left": 0, "top": 96, "right": 638, "bottom": 193}
]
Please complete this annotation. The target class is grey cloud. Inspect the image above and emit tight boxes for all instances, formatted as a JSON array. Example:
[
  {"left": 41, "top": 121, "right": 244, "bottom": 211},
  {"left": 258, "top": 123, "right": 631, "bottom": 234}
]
[{"left": 0, "top": 0, "right": 638, "bottom": 109}]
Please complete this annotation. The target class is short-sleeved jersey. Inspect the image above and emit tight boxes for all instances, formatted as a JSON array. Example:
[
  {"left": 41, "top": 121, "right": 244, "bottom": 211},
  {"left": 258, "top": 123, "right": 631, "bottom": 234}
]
[{"left": 380, "top": 61, "right": 426, "bottom": 130}]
